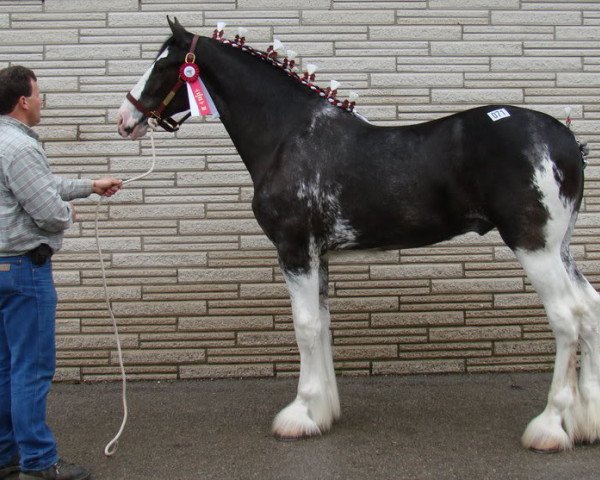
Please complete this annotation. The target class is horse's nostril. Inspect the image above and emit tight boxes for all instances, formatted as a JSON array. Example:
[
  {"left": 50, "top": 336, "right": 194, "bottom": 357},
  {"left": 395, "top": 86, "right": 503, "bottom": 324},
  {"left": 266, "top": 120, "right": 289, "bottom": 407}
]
[{"left": 118, "top": 124, "right": 133, "bottom": 138}]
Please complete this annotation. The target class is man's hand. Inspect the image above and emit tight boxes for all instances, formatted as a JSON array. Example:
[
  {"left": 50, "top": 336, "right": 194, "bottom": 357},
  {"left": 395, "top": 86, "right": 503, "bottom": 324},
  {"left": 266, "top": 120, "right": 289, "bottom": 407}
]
[{"left": 92, "top": 177, "right": 123, "bottom": 197}]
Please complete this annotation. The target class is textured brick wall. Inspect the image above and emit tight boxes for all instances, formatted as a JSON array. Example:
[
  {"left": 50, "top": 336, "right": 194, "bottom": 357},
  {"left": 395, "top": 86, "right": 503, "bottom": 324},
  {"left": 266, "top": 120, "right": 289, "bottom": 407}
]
[{"left": 2, "top": 0, "right": 600, "bottom": 381}]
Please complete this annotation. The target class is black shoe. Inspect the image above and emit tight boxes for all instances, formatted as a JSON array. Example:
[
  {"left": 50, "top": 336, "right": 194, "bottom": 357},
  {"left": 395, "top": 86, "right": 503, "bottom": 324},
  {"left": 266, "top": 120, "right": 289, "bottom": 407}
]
[
  {"left": 0, "top": 456, "right": 19, "bottom": 479},
  {"left": 19, "top": 460, "right": 90, "bottom": 480}
]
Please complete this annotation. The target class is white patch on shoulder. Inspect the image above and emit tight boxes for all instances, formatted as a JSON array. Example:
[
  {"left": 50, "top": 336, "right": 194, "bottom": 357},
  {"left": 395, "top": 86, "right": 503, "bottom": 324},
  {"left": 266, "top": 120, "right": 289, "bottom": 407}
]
[
  {"left": 297, "top": 173, "right": 322, "bottom": 207},
  {"left": 296, "top": 178, "right": 359, "bottom": 249},
  {"left": 330, "top": 216, "right": 358, "bottom": 249}
]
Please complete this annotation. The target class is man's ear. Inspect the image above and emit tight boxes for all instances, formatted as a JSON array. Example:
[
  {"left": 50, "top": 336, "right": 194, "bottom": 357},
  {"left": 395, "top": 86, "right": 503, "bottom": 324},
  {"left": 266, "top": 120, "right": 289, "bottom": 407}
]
[
  {"left": 18, "top": 96, "right": 28, "bottom": 111},
  {"left": 167, "top": 16, "right": 188, "bottom": 46}
]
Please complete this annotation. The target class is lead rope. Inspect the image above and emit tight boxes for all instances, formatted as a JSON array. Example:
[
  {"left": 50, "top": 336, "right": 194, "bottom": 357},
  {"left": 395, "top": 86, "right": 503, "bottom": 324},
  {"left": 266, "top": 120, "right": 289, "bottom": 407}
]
[{"left": 95, "top": 123, "right": 158, "bottom": 456}]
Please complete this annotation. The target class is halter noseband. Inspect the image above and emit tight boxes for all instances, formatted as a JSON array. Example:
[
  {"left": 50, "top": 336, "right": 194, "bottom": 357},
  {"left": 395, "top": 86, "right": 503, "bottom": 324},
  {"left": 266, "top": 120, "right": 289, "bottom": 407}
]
[{"left": 125, "top": 35, "right": 199, "bottom": 133}]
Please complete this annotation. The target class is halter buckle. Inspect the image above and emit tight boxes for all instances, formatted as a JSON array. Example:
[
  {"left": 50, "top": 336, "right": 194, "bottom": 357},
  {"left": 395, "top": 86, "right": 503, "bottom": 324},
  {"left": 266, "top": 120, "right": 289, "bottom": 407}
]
[
  {"left": 185, "top": 52, "right": 196, "bottom": 64},
  {"left": 158, "top": 116, "right": 180, "bottom": 133}
]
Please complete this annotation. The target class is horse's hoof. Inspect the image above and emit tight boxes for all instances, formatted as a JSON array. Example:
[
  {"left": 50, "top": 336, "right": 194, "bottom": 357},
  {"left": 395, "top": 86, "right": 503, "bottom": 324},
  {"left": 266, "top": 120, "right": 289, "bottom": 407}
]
[
  {"left": 272, "top": 420, "right": 321, "bottom": 441},
  {"left": 522, "top": 413, "right": 572, "bottom": 453},
  {"left": 272, "top": 401, "right": 322, "bottom": 440},
  {"left": 523, "top": 432, "right": 572, "bottom": 452},
  {"left": 530, "top": 445, "right": 562, "bottom": 454}
]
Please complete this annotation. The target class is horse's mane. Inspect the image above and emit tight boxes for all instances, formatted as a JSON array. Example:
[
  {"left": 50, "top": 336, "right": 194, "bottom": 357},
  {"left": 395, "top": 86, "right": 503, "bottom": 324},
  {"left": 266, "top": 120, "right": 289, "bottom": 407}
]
[{"left": 212, "top": 32, "right": 358, "bottom": 114}]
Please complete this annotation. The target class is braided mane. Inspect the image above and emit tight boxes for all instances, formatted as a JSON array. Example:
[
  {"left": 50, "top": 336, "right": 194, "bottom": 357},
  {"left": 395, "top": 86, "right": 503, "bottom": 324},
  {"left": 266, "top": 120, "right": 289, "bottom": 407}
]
[{"left": 212, "top": 28, "right": 358, "bottom": 114}]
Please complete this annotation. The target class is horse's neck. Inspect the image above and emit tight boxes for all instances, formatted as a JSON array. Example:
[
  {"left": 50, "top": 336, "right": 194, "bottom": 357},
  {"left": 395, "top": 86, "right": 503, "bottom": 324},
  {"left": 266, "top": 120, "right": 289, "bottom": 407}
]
[{"left": 198, "top": 41, "right": 319, "bottom": 184}]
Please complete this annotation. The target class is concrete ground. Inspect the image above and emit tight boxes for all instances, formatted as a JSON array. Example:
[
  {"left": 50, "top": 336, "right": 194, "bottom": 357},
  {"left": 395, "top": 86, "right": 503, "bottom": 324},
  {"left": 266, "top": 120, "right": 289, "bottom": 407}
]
[{"left": 10, "top": 373, "right": 600, "bottom": 480}]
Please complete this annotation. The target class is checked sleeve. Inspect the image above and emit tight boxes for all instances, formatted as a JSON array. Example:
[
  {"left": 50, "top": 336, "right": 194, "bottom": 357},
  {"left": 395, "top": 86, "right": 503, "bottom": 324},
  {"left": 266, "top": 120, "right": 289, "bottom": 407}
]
[{"left": 6, "top": 143, "right": 74, "bottom": 233}]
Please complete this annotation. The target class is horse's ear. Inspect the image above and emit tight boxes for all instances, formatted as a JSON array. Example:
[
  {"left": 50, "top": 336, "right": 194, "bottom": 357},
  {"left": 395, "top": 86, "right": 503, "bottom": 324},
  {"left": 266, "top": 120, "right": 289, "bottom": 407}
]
[{"left": 167, "top": 16, "right": 187, "bottom": 45}]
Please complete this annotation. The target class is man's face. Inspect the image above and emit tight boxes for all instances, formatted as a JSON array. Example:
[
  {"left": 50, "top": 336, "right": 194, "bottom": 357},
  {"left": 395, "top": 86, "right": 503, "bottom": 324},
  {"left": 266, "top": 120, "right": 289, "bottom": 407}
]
[{"left": 24, "top": 79, "right": 42, "bottom": 126}]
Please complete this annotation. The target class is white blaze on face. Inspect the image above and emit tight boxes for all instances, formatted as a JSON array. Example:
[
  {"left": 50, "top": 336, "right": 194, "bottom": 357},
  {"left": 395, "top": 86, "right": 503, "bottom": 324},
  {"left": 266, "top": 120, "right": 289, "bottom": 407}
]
[{"left": 117, "top": 47, "right": 170, "bottom": 140}]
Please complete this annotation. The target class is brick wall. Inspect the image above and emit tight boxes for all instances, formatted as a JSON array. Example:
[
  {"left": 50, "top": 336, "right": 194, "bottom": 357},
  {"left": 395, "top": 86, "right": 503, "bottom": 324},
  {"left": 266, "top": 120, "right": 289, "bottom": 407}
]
[{"left": 2, "top": 0, "right": 599, "bottom": 381}]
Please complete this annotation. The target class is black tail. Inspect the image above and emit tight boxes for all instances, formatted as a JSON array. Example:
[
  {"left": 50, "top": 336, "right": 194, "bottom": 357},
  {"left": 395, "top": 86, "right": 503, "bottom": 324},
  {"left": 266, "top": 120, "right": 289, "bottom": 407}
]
[{"left": 578, "top": 138, "right": 589, "bottom": 168}]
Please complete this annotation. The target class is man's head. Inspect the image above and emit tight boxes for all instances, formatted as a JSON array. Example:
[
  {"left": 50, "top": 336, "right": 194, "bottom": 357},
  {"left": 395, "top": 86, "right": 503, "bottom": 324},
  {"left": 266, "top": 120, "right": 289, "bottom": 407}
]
[{"left": 0, "top": 66, "right": 42, "bottom": 126}]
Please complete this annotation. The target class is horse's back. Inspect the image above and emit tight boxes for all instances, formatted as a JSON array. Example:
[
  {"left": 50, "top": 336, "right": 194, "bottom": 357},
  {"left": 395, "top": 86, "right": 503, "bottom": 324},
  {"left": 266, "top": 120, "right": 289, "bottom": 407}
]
[{"left": 314, "top": 106, "right": 580, "bottom": 249}]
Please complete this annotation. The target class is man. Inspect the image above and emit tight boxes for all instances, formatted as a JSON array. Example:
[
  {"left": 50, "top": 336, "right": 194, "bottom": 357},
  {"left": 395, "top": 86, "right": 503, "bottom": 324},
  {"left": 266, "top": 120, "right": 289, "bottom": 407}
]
[{"left": 0, "top": 66, "right": 122, "bottom": 480}]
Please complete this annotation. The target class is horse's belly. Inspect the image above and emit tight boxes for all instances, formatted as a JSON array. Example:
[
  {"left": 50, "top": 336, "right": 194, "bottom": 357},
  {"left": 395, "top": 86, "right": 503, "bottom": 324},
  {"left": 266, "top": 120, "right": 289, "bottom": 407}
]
[{"left": 327, "top": 209, "right": 493, "bottom": 252}]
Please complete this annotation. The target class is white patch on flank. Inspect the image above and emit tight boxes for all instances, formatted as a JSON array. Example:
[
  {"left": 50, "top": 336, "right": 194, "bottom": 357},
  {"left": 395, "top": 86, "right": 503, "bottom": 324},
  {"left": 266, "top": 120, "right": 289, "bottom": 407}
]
[{"left": 531, "top": 147, "right": 574, "bottom": 247}]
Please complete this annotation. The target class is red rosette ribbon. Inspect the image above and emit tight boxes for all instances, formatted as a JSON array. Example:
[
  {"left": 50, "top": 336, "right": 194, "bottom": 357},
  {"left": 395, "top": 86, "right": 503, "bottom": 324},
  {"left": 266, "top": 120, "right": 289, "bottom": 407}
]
[
  {"left": 179, "top": 62, "right": 200, "bottom": 83},
  {"left": 179, "top": 61, "right": 219, "bottom": 118}
]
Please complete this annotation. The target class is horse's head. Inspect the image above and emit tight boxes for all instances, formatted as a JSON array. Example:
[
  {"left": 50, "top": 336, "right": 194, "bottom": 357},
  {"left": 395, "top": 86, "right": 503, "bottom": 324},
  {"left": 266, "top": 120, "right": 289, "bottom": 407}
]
[{"left": 117, "top": 17, "right": 196, "bottom": 140}]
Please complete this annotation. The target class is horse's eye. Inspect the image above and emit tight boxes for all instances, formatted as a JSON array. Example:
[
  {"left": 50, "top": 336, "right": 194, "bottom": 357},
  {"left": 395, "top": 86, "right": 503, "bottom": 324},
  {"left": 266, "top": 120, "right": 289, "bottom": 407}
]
[{"left": 155, "top": 59, "right": 169, "bottom": 73}]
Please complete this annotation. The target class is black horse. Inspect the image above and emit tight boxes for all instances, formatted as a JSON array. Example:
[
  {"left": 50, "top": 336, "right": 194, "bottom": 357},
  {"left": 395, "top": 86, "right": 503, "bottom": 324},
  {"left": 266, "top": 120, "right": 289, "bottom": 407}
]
[{"left": 118, "top": 18, "right": 597, "bottom": 452}]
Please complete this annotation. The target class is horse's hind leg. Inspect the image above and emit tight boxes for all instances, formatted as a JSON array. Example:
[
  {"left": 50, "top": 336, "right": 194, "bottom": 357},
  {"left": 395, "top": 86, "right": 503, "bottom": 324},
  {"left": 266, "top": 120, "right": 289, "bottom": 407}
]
[
  {"left": 566, "top": 265, "right": 600, "bottom": 444},
  {"left": 516, "top": 206, "right": 600, "bottom": 450},
  {"left": 516, "top": 248, "right": 580, "bottom": 452},
  {"left": 272, "top": 253, "right": 340, "bottom": 439}
]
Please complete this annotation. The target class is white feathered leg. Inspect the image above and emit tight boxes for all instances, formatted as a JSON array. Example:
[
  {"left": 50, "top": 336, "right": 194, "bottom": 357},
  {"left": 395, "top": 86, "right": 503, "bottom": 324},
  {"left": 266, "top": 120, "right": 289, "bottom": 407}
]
[
  {"left": 517, "top": 249, "right": 580, "bottom": 452},
  {"left": 571, "top": 278, "right": 600, "bottom": 444},
  {"left": 272, "top": 258, "right": 339, "bottom": 439},
  {"left": 318, "top": 260, "right": 341, "bottom": 422}
]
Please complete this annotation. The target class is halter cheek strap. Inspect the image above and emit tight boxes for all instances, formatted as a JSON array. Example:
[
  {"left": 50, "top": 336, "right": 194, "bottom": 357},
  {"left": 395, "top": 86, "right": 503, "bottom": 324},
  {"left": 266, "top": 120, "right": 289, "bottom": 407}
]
[{"left": 125, "top": 35, "right": 199, "bottom": 133}]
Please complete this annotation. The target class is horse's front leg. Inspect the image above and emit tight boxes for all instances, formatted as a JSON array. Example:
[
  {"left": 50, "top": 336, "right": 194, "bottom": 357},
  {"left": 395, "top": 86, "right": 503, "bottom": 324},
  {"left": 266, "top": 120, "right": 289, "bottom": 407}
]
[
  {"left": 318, "top": 259, "right": 341, "bottom": 423},
  {"left": 272, "top": 255, "right": 340, "bottom": 440}
]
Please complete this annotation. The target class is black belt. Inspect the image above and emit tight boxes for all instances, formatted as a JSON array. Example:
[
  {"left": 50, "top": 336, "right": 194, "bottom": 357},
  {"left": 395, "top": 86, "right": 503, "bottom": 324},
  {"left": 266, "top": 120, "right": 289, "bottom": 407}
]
[{"left": 27, "top": 243, "right": 53, "bottom": 266}]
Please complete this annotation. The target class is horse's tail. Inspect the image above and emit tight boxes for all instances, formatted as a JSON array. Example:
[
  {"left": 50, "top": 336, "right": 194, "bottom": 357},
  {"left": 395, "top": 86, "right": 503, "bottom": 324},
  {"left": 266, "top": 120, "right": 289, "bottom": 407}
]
[
  {"left": 578, "top": 138, "right": 589, "bottom": 168},
  {"left": 563, "top": 106, "right": 589, "bottom": 168}
]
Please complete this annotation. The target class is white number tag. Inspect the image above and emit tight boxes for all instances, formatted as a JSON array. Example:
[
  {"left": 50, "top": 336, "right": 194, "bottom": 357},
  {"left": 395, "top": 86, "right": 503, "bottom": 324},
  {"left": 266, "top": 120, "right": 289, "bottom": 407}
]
[{"left": 487, "top": 108, "right": 511, "bottom": 121}]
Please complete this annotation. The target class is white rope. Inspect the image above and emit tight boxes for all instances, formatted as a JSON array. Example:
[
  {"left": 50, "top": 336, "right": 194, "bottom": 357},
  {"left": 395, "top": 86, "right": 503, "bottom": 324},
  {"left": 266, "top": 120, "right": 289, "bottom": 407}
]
[{"left": 96, "top": 125, "right": 157, "bottom": 456}]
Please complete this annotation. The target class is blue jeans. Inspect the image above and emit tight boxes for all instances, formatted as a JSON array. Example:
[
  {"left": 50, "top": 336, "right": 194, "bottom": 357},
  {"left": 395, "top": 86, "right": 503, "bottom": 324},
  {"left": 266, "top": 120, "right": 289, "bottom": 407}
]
[{"left": 0, "top": 255, "right": 59, "bottom": 471}]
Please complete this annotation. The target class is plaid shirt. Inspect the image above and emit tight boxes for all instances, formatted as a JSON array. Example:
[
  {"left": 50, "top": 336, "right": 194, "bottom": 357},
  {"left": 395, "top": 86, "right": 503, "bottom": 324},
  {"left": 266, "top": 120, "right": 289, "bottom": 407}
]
[{"left": 0, "top": 115, "right": 92, "bottom": 256}]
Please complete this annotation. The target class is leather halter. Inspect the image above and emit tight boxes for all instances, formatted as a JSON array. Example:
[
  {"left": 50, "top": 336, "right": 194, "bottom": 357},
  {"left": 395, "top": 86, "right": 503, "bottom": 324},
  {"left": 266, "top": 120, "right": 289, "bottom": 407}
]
[{"left": 125, "top": 35, "right": 199, "bottom": 133}]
